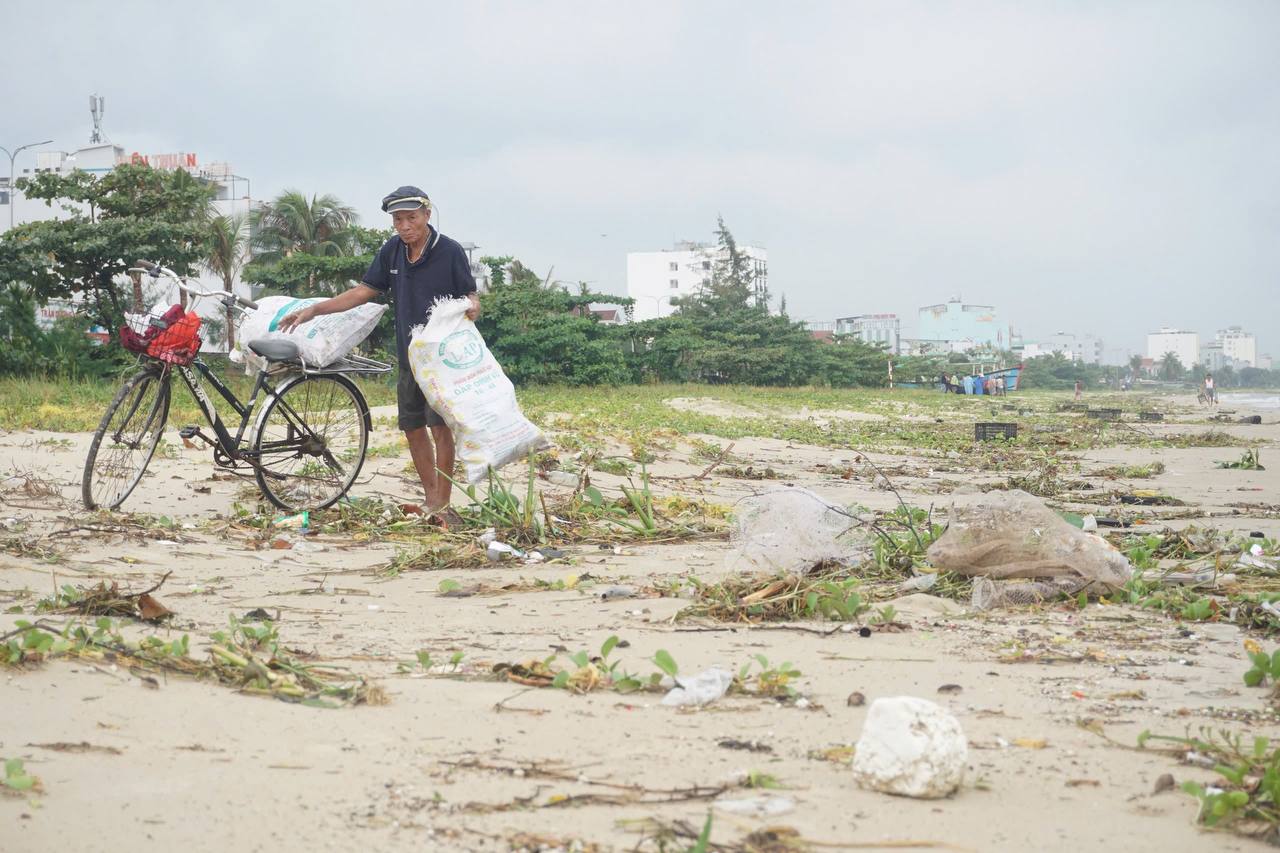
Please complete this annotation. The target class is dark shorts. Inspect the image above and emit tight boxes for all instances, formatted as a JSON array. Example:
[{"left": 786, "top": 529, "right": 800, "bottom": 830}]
[{"left": 397, "top": 366, "right": 445, "bottom": 431}]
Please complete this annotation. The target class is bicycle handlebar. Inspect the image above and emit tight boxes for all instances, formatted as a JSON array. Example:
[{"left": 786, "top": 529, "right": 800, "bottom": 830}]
[{"left": 131, "top": 260, "right": 258, "bottom": 311}]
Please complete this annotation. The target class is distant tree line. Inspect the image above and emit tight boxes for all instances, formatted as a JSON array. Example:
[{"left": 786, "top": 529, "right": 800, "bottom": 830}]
[{"left": 2, "top": 169, "right": 1277, "bottom": 391}]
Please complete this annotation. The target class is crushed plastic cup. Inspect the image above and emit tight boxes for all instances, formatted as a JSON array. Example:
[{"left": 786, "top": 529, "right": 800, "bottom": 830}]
[
  {"left": 900, "top": 573, "right": 938, "bottom": 593},
  {"left": 600, "top": 585, "right": 636, "bottom": 601},
  {"left": 487, "top": 541, "right": 524, "bottom": 562},
  {"left": 661, "top": 667, "right": 734, "bottom": 707}
]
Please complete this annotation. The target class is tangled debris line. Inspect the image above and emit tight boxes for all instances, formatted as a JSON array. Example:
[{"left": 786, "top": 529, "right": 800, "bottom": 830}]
[
  {"left": 439, "top": 757, "right": 740, "bottom": 814},
  {"left": 2, "top": 616, "right": 385, "bottom": 707},
  {"left": 39, "top": 571, "right": 175, "bottom": 623}
]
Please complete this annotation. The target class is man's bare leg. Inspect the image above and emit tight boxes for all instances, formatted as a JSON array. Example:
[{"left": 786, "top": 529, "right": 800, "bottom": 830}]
[
  {"left": 428, "top": 424, "right": 456, "bottom": 510},
  {"left": 404, "top": 427, "right": 437, "bottom": 506}
]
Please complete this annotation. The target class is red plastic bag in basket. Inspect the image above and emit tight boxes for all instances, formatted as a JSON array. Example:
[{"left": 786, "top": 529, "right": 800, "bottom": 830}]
[
  {"left": 121, "top": 304, "right": 186, "bottom": 353},
  {"left": 146, "top": 310, "right": 202, "bottom": 364}
]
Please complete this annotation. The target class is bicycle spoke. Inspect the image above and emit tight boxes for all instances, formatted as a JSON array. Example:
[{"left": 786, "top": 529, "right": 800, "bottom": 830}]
[{"left": 253, "top": 375, "right": 367, "bottom": 510}]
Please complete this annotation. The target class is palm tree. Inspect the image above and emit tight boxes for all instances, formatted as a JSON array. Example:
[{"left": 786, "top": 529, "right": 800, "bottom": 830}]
[
  {"left": 1128, "top": 353, "right": 1144, "bottom": 374},
  {"left": 1158, "top": 351, "right": 1184, "bottom": 382},
  {"left": 250, "top": 190, "right": 357, "bottom": 265},
  {"left": 204, "top": 214, "right": 249, "bottom": 351}
]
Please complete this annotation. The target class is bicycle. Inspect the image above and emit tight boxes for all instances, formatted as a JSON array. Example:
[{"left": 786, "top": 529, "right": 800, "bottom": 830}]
[{"left": 82, "top": 260, "right": 391, "bottom": 513}]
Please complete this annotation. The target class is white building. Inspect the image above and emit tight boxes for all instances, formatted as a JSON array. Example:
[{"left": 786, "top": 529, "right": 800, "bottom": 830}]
[
  {"left": 1019, "top": 331, "right": 1104, "bottom": 364},
  {"left": 1216, "top": 326, "right": 1257, "bottom": 368},
  {"left": 834, "top": 313, "right": 900, "bottom": 354},
  {"left": 1146, "top": 327, "right": 1200, "bottom": 370},
  {"left": 626, "top": 239, "right": 767, "bottom": 321},
  {"left": 3, "top": 130, "right": 257, "bottom": 350}
]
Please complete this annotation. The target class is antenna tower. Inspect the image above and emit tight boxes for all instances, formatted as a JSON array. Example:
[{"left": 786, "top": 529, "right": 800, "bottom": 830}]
[{"left": 89, "top": 94, "right": 106, "bottom": 143}]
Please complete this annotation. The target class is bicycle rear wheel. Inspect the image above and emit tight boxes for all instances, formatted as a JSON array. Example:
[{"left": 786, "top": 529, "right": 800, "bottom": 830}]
[
  {"left": 83, "top": 368, "right": 171, "bottom": 510},
  {"left": 251, "top": 373, "right": 369, "bottom": 511}
]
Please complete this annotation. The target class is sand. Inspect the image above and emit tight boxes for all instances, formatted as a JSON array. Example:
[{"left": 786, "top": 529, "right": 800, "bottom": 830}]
[{"left": 1, "top": 392, "right": 1278, "bottom": 852}]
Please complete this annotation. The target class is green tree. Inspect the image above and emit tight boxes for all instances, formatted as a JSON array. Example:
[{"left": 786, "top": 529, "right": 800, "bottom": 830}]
[
  {"left": 203, "top": 214, "right": 249, "bottom": 350},
  {"left": 249, "top": 190, "right": 357, "bottom": 267},
  {"left": 0, "top": 163, "right": 215, "bottom": 332},
  {"left": 475, "top": 272, "right": 630, "bottom": 385},
  {"left": 1158, "top": 351, "right": 1185, "bottom": 381},
  {"left": 1128, "top": 353, "right": 1144, "bottom": 373}
]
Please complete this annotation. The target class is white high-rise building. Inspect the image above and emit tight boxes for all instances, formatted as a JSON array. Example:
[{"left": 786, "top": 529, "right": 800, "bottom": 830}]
[
  {"left": 1216, "top": 326, "right": 1257, "bottom": 368},
  {"left": 626, "top": 239, "right": 767, "bottom": 321},
  {"left": 1146, "top": 328, "right": 1200, "bottom": 370}
]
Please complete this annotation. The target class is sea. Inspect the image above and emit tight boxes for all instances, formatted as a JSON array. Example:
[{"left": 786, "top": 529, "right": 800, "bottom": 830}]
[{"left": 1219, "top": 392, "right": 1280, "bottom": 411}]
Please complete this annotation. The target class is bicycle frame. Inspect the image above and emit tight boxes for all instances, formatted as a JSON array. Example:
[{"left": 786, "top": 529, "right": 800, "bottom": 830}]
[{"left": 168, "top": 357, "right": 286, "bottom": 466}]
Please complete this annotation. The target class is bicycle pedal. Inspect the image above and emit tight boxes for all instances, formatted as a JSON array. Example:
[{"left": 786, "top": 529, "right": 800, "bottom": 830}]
[{"left": 178, "top": 425, "right": 214, "bottom": 448}]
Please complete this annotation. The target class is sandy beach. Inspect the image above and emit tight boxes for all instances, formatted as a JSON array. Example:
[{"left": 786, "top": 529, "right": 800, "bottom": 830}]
[{"left": 2, "top": 388, "right": 1277, "bottom": 852}]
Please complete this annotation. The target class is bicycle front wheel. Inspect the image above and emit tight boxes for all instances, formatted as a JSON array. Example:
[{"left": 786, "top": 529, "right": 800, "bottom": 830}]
[
  {"left": 83, "top": 368, "right": 171, "bottom": 510},
  {"left": 251, "top": 374, "right": 370, "bottom": 511}
]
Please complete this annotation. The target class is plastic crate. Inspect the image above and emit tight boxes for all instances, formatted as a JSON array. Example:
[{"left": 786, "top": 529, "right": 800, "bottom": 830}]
[
  {"left": 1138, "top": 411, "right": 1163, "bottom": 422},
  {"left": 975, "top": 422, "right": 1017, "bottom": 441}
]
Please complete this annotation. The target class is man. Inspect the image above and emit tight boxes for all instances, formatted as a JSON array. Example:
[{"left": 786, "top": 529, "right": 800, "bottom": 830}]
[
  {"left": 277, "top": 186, "right": 480, "bottom": 519},
  {"left": 1204, "top": 373, "right": 1216, "bottom": 406}
]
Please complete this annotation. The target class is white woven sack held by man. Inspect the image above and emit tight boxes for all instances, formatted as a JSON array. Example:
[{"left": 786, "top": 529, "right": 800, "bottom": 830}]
[
  {"left": 408, "top": 297, "right": 547, "bottom": 482},
  {"left": 235, "top": 296, "right": 387, "bottom": 373}
]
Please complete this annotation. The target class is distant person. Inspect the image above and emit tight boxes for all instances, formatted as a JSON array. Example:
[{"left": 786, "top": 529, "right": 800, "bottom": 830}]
[
  {"left": 1074, "top": 380, "right": 1082, "bottom": 401},
  {"left": 1204, "top": 373, "right": 1217, "bottom": 405},
  {"left": 277, "top": 185, "right": 479, "bottom": 523}
]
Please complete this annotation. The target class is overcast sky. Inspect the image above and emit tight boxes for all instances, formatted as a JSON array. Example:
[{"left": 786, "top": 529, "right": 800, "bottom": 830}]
[{"left": 4, "top": 1, "right": 1277, "bottom": 360}]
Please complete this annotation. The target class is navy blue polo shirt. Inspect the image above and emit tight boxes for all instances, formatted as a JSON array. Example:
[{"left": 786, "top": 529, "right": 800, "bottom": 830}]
[{"left": 362, "top": 229, "right": 477, "bottom": 364}]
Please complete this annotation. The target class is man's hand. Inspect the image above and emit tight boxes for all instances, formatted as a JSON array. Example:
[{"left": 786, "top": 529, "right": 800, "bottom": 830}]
[
  {"left": 277, "top": 305, "right": 318, "bottom": 333},
  {"left": 464, "top": 293, "right": 481, "bottom": 321}
]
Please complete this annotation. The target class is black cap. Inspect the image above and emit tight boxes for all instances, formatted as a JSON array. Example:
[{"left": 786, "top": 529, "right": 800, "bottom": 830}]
[{"left": 381, "top": 185, "right": 431, "bottom": 213}]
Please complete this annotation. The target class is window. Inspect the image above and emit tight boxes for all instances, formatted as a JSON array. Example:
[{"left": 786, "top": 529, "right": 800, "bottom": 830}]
[
  {"left": 669, "top": 279, "right": 679, "bottom": 289},
  {"left": 0, "top": 191, "right": 8, "bottom": 205},
  {"left": 669, "top": 261, "right": 678, "bottom": 271}
]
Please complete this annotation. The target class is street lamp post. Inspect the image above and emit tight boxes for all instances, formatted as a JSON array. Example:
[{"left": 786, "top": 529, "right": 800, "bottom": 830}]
[{"left": 1, "top": 139, "right": 54, "bottom": 230}]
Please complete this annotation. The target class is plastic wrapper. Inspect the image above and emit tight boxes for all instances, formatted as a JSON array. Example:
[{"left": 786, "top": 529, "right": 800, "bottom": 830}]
[{"left": 728, "top": 487, "right": 871, "bottom": 574}]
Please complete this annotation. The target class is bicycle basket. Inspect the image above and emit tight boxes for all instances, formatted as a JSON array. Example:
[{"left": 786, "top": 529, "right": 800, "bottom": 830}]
[{"left": 121, "top": 305, "right": 201, "bottom": 364}]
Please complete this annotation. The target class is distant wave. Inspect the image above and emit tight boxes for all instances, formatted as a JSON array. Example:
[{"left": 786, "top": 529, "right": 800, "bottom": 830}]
[{"left": 1219, "top": 392, "right": 1280, "bottom": 410}]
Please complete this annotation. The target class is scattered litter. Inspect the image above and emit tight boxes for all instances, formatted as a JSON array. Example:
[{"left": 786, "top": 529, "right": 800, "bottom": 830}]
[
  {"left": 478, "top": 528, "right": 498, "bottom": 545},
  {"left": 1118, "top": 490, "right": 1184, "bottom": 506},
  {"left": 661, "top": 667, "right": 734, "bottom": 707},
  {"left": 487, "top": 541, "right": 524, "bottom": 562},
  {"left": 242, "top": 608, "right": 274, "bottom": 621},
  {"left": 1012, "top": 737, "right": 1047, "bottom": 749},
  {"left": 543, "top": 470, "right": 578, "bottom": 487},
  {"left": 717, "top": 738, "right": 773, "bottom": 753},
  {"left": 851, "top": 696, "right": 968, "bottom": 799},
  {"left": 599, "top": 585, "right": 636, "bottom": 601},
  {"left": 728, "top": 487, "right": 871, "bottom": 573},
  {"left": 273, "top": 511, "right": 310, "bottom": 529},
  {"left": 899, "top": 572, "right": 938, "bottom": 593},
  {"left": 712, "top": 795, "right": 795, "bottom": 817},
  {"left": 926, "top": 490, "right": 1131, "bottom": 610}
]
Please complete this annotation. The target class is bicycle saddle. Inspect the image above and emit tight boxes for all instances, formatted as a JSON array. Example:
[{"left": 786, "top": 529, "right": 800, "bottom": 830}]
[{"left": 247, "top": 339, "right": 300, "bottom": 362}]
